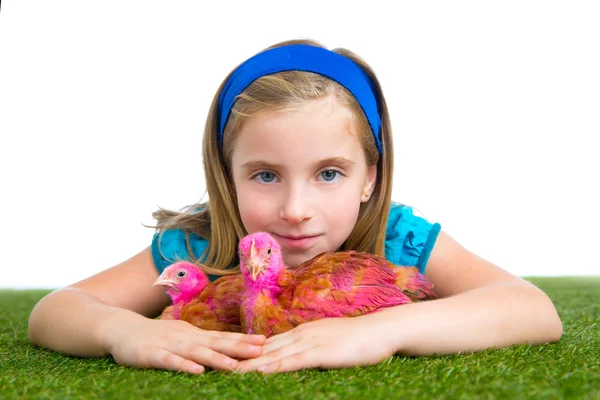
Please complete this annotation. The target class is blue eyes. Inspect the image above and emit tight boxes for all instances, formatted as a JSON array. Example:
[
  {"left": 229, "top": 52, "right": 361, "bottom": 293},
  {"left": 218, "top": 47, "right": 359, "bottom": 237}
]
[
  {"left": 257, "top": 171, "right": 276, "bottom": 183},
  {"left": 320, "top": 170, "right": 339, "bottom": 182},
  {"left": 252, "top": 169, "right": 342, "bottom": 184}
]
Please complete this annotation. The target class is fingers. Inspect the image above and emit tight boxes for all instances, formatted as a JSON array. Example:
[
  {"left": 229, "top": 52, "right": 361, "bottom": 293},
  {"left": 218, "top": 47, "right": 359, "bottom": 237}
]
[
  {"left": 179, "top": 324, "right": 264, "bottom": 359},
  {"left": 234, "top": 333, "right": 267, "bottom": 345},
  {"left": 146, "top": 348, "right": 205, "bottom": 374},
  {"left": 265, "top": 330, "right": 292, "bottom": 345},
  {"left": 259, "top": 350, "right": 321, "bottom": 374},
  {"left": 140, "top": 337, "right": 260, "bottom": 373},
  {"left": 176, "top": 342, "right": 240, "bottom": 371},
  {"left": 192, "top": 336, "right": 263, "bottom": 361},
  {"left": 262, "top": 334, "right": 295, "bottom": 355},
  {"left": 148, "top": 341, "right": 253, "bottom": 372},
  {"left": 176, "top": 321, "right": 265, "bottom": 344},
  {"left": 201, "top": 329, "right": 266, "bottom": 345},
  {"left": 236, "top": 340, "right": 316, "bottom": 373},
  {"left": 157, "top": 330, "right": 262, "bottom": 367},
  {"left": 127, "top": 320, "right": 267, "bottom": 373}
]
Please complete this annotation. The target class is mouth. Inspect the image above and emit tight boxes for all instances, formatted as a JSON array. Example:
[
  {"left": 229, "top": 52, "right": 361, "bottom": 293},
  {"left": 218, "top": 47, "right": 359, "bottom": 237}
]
[{"left": 272, "top": 232, "right": 322, "bottom": 250}]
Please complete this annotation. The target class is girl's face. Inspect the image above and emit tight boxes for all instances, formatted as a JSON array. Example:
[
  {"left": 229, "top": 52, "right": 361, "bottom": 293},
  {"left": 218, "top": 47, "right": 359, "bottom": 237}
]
[{"left": 231, "top": 95, "right": 377, "bottom": 268}]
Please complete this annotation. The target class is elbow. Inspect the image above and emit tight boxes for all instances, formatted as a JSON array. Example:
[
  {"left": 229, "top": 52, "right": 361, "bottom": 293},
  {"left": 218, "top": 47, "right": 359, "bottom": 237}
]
[
  {"left": 533, "top": 286, "right": 563, "bottom": 344},
  {"left": 537, "top": 310, "right": 563, "bottom": 344},
  {"left": 512, "top": 282, "right": 563, "bottom": 345},
  {"left": 27, "top": 293, "right": 48, "bottom": 346},
  {"left": 27, "top": 289, "right": 67, "bottom": 347},
  {"left": 545, "top": 308, "right": 563, "bottom": 343}
]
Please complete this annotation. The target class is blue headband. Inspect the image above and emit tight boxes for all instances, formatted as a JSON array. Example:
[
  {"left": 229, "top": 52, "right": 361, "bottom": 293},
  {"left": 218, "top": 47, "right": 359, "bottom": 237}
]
[{"left": 217, "top": 44, "right": 383, "bottom": 153}]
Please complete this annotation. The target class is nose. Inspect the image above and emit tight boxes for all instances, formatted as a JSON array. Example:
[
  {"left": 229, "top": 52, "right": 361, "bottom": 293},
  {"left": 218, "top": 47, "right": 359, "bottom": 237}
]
[{"left": 279, "top": 184, "right": 312, "bottom": 224}]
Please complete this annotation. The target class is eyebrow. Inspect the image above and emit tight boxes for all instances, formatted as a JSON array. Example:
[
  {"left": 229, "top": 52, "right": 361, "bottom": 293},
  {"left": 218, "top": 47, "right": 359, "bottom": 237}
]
[{"left": 240, "top": 157, "right": 356, "bottom": 171}]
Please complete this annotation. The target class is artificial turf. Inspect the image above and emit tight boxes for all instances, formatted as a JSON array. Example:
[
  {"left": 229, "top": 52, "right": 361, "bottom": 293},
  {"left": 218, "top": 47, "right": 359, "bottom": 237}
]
[{"left": 1, "top": 277, "right": 598, "bottom": 399}]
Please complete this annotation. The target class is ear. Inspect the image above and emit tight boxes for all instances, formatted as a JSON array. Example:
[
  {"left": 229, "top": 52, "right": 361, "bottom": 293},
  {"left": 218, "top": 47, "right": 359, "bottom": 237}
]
[{"left": 361, "top": 165, "right": 377, "bottom": 202}]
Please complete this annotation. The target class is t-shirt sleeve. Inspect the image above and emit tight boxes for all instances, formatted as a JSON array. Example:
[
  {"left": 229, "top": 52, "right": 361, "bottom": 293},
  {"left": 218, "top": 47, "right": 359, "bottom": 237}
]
[
  {"left": 151, "top": 229, "right": 209, "bottom": 275},
  {"left": 384, "top": 203, "right": 441, "bottom": 274}
]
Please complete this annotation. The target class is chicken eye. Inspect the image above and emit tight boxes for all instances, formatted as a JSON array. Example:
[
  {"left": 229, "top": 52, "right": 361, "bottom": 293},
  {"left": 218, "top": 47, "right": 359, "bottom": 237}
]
[
  {"left": 177, "top": 271, "right": 186, "bottom": 278},
  {"left": 267, "top": 248, "right": 271, "bottom": 255}
]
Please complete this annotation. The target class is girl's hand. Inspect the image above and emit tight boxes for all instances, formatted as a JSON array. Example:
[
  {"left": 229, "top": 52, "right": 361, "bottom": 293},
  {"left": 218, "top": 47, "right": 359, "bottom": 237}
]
[
  {"left": 104, "top": 316, "right": 265, "bottom": 374},
  {"left": 236, "top": 315, "right": 395, "bottom": 374}
]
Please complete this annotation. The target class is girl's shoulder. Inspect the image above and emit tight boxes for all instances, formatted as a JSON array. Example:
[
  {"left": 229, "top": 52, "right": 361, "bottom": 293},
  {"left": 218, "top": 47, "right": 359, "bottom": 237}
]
[
  {"left": 384, "top": 202, "right": 441, "bottom": 273},
  {"left": 151, "top": 229, "right": 210, "bottom": 275}
]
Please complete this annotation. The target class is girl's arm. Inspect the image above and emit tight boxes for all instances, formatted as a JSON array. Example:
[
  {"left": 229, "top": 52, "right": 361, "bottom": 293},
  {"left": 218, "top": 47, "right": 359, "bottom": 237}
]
[
  {"left": 237, "top": 231, "right": 562, "bottom": 373},
  {"left": 28, "top": 248, "right": 169, "bottom": 357},
  {"left": 374, "top": 231, "right": 563, "bottom": 355},
  {"left": 28, "top": 247, "right": 264, "bottom": 373}
]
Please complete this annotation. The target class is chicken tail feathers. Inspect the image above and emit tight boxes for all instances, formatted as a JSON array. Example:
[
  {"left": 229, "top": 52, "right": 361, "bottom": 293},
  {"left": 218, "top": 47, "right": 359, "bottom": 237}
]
[{"left": 395, "top": 266, "right": 437, "bottom": 301}]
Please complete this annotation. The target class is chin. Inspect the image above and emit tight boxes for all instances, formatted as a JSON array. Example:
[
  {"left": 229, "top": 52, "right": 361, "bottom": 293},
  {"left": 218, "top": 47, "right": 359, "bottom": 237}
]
[
  {"left": 281, "top": 252, "right": 308, "bottom": 269},
  {"left": 282, "top": 249, "right": 323, "bottom": 268}
]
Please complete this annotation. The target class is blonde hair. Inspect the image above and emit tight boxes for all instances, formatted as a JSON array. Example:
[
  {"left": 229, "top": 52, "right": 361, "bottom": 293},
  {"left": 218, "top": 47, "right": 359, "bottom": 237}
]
[{"left": 146, "top": 39, "right": 394, "bottom": 275}]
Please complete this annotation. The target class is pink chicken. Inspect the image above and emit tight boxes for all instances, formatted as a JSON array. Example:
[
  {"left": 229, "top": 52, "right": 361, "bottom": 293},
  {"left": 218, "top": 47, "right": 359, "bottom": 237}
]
[
  {"left": 153, "top": 261, "right": 245, "bottom": 332},
  {"left": 154, "top": 261, "right": 210, "bottom": 320},
  {"left": 238, "top": 232, "right": 437, "bottom": 337}
]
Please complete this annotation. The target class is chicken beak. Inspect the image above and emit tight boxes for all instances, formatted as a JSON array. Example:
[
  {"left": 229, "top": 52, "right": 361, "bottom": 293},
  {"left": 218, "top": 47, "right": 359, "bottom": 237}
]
[
  {"left": 153, "top": 278, "right": 177, "bottom": 289},
  {"left": 250, "top": 264, "right": 260, "bottom": 281},
  {"left": 249, "top": 238, "right": 260, "bottom": 281}
]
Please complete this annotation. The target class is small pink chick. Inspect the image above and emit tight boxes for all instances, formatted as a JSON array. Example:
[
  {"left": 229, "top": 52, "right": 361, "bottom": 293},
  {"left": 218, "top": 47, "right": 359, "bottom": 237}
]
[
  {"left": 153, "top": 261, "right": 210, "bottom": 319},
  {"left": 153, "top": 261, "right": 246, "bottom": 332},
  {"left": 238, "top": 232, "right": 437, "bottom": 337}
]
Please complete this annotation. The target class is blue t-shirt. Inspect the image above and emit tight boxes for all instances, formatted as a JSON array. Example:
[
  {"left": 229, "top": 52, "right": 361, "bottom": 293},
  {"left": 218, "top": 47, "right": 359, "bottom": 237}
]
[{"left": 151, "top": 203, "right": 441, "bottom": 280}]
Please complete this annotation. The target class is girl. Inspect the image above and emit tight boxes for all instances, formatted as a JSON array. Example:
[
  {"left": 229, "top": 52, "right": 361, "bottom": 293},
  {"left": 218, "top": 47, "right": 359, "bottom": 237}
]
[{"left": 28, "top": 39, "right": 562, "bottom": 375}]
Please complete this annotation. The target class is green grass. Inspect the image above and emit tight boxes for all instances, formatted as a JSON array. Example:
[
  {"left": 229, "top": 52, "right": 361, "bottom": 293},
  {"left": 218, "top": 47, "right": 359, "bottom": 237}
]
[{"left": 1, "top": 277, "right": 599, "bottom": 399}]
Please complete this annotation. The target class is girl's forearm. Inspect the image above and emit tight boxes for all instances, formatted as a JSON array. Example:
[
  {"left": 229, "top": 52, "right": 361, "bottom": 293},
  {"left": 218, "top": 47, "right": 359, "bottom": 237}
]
[
  {"left": 372, "top": 281, "right": 562, "bottom": 356},
  {"left": 28, "top": 288, "right": 146, "bottom": 357}
]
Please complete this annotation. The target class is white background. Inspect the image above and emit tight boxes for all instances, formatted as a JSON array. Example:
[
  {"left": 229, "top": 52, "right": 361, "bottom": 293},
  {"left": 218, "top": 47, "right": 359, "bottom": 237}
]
[{"left": 1, "top": 1, "right": 598, "bottom": 289}]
